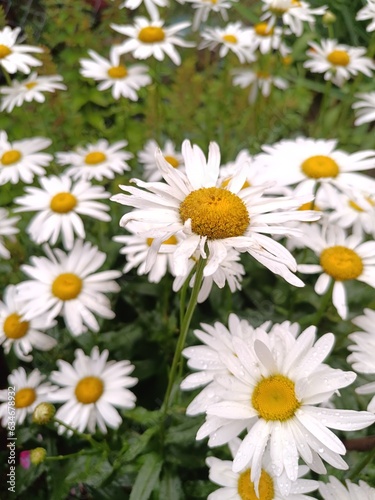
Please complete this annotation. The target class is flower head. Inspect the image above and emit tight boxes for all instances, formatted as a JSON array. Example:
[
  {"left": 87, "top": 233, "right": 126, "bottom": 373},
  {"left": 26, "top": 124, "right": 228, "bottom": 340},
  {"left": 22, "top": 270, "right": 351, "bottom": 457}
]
[
  {"left": 0, "top": 26, "right": 43, "bottom": 74},
  {"left": 352, "top": 91, "right": 375, "bottom": 126},
  {"left": 184, "top": 0, "right": 236, "bottom": 32},
  {"left": 319, "top": 476, "right": 375, "bottom": 500},
  {"left": 0, "top": 208, "right": 19, "bottom": 259},
  {"left": 356, "top": 0, "right": 375, "bottom": 32},
  {"left": 232, "top": 68, "right": 288, "bottom": 103},
  {"left": 138, "top": 138, "right": 184, "bottom": 181}
]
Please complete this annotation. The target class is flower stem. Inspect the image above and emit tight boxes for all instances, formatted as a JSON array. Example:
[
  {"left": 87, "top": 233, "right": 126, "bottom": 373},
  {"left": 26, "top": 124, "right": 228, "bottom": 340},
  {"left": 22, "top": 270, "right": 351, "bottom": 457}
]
[
  {"left": 53, "top": 418, "right": 100, "bottom": 448},
  {"left": 347, "top": 444, "right": 375, "bottom": 480},
  {"left": 311, "top": 280, "right": 334, "bottom": 327}
]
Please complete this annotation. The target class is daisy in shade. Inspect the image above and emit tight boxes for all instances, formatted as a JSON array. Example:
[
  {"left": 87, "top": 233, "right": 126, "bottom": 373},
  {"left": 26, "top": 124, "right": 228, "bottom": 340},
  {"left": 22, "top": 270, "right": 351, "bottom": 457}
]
[
  {"left": 112, "top": 139, "right": 320, "bottom": 287},
  {"left": 194, "top": 321, "right": 375, "bottom": 494},
  {"left": 56, "top": 139, "right": 133, "bottom": 182},
  {"left": 49, "top": 347, "right": 137, "bottom": 434},
  {"left": 0, "top": 367, "right": 56, "bottom": 426},
  {"left": 298, "top": 224, "right": 375, "bottom": 319},
  {"left": 352, "top": 92, "right": 375, "bottom": 126},
  {"left": 199, "top": 23, "right": 255, "bottom": 64},
  {"left": 207, "top": 438, "right": 318, "bottom": 500},
  {"left": 111, "top": 17, "right": 193, "bottom": 66},
  {"left": 329, "top": 189, "right": 375, "bottom": 238},
  {"left": 183, "top": 0, "right": 236, "bottom": 32},
  {"left": 79, "top": 47, "right": 151, "bottom": 101},
  {"left": 248, "top": 22, "right": 290, "bottom": 56},
  {"left": 138, "top": 138, "right": 184, "bottom": 181},
  {"left": 356, "top": 0, "right": 375, "bottom": 32},
  {"left": 0, "top": 72, "right": 66, "bottom": 113},
  {"left": 347, "top": 308, "right": 375, "bottom": 412},
  {"left": 0, "top": 131, "right": 52, "bottom": 185},
  {"left": 14, "top": 175, "right": 111, "bottom": 250},
  {"left": 232, "top": 68, "right": 288, "bottom": 103},
  {"left": 304, "top": 40, "right": 374, "bottom": 87},
  {"left": 0, "top": 26, "right": 43, "bottom": 74},
  {"left": 319, "top": 476, "right": 375, "bottom": 500},
  {"left": 0, "top": 285, "right": 57, "bottom": 362},
  {"left": 17, "top": 240, "right": 122, "bottom": 336},
  {"left": 0, "top": 208, "right": 19, "bottom": 259},
  {"left": 119, "top": 0, "right": 168, "bottom": 20}
]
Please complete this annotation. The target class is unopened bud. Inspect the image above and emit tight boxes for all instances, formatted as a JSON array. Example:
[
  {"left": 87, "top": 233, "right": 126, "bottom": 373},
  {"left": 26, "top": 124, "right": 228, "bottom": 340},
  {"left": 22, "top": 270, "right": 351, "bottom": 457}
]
[
  {"left": 32, "top": 402, "right": 56, "bottom": 424},
  {"left": 30, "top": 447, "right": 47, "bottom": 465},
  {"left": 323, "top": 11, "right": 337, "bottom": 25}
]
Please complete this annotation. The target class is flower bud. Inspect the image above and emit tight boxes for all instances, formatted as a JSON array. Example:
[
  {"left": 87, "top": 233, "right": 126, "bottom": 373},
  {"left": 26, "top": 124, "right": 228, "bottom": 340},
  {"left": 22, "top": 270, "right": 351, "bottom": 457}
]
[
  {"left": 32, "top": 402, "right": 56, "bottom": 424},
  {"left": 323, "top": 11, "right": 337, "bottom": 25},
  {"left": 30, "top": 447, "right": 47, "bottom": 465}
]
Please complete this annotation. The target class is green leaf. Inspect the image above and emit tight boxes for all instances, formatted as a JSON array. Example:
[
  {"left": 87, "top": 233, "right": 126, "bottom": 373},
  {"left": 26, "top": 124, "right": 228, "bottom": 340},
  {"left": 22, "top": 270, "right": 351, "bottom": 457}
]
[
  {"left": 64, "top": 453, "right": 113, "bottom": 489},
  {"left": 129, "top": 453, "right": 162, "bottom": 500},
  {"left": 120, "top": 426, "right": 159, "bottom": 463},
  {"left": 159, "top": 470, "right": 184, "bottom": 500}
]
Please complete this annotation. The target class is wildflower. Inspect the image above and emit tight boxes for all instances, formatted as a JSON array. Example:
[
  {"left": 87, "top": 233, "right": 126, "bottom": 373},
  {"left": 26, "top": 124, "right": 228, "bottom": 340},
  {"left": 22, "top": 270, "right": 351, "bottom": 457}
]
[
  {"left": 232, "top": 68, "right": 288, "bottom": 103},
  {"left": 248, "top": 22, "right": 289, "bottom": 55},
  {"left": 356, "top": 0, "right": 375, "bottom": 32},
  {"left": 119, "top": 0, "right": 168, "bottom": 20},
  {"left": 184, "top": 0, "right": 236, "bottom": 32},
  {"left": 0, "top": 26, "right": 43, "bottom": 74},
  {"left": 0, "top": 208, "right": 19, "bottom": 259},
  {"left": 20, "top": 451, "right": 31, "bottom": 469},
  {"left": 30, "top": 447, "right": 47, "bottom": 465},
  {"left": 138, "top": 138, "right": 184, "bottom": 181},
  {"left": 32, "top": 402, "right": 56, "bottom": 424},
  {"left": 352, "top": 92, "right": 375, "bottom": 126},
  {"left": 319, "top": 476, "right": 375, "bottom": 499},
  {"left": 329, "top": 189, "right": 375, "bottom": 238}
]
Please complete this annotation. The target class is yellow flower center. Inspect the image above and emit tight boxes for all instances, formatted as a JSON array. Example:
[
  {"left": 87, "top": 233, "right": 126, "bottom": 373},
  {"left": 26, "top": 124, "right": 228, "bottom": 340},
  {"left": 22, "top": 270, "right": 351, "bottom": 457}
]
[
  {"left": 327, "top": 50, "right": 350, "bottom": 66},
  {"left": 164, "top": 155, "right": 180, "bottom": 168},
  {"left": 50, "top": 192, "right": 77, "bottom": 213},
  {"left": 15, "top": 388, "right": 36, "bottom": 409},
  {"left": 222, "top": 34, "right": 238, "bottom": 44},
  {"left": 1, "top": 149, "right": 22, "bottom": 166},
  {"left": 147, "top": 235, "right": 178, "bottom": 246},
  {"left": 0, "top": 44, "right": 11, "bottom": 59},
  {"left": 52, "top": 273, "right": 82, "bottom": 300},
  {"left": 138, "top": 26, "right": 165, "bottom": 43},
  {"left": 85, "top": 151, "right": 106, "bottom": 165},
  {"left": 282, "top": 55, "right": 293, "bottom": 66},
  {"left": 256, "top": 70, "right": 271, "bottom": 79},
  {"left": 252, "top": 374, "right": 300, "bottom": 421},
  {"left": 179, "top": 187, "right": 250, "bottom": 240},
  {"left": 25, "top": 81, "right": 37, "bottom": 90},
  {"left": 348, "top": 200, "right": 364, "bottom": 212},
  {"left": 75, "top": 376, "right": 104, "bottom": 404},
  {"left": 298, "top": 202, "right": 321, "bottom": 211},
  {"left": 301, "top": 155, "right": 340, "bottom": 179},
  {"left": 238, "top": 468, "right": 275, "bottom": 500},
  {"left": 320, "top": 245, "right": 363, "bottom": 281},
  {"left": 254, "top": 23, "right": 274, "bottom": 37},
  {"left": 107, "top": 65, "right": 127, "bottom": 79},
  {"left": 3, "top": 313, "right": 29, "bottom": 339},
  {"left": 221, "top": 177, "right": 251, "bottom": 190}
]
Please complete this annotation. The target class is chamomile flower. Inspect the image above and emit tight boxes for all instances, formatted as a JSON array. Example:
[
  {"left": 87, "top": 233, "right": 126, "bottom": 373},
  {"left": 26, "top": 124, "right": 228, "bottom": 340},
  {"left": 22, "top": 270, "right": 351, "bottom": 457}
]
[
  {"left": 14, "top": 175, "right": 111, "bottom": 250},
  {"left": 111, "top": 139, "right": 320, "bottom": 288},
  {"left": 356, "top": 0, "right": 375, "bottom": 32},
  {"left": 184, "top": 0, "right": 236, "bottom": 32},
  {"left": 352, "top": 92, "right": 375, "bottom": 126},
  {"left": 319, "top": 476, "right": 375, "bottom": 500},
  {"left": 248, "top": 22, "right": 289, "bottom": 55},
  {"left": 298, "top": 225, "right": 375, "bottom": 319},
  {"left": 0, "top": 131, "right": 52, "bottom": 185},
  {"left": 199, "top": 23, "right": 255, "bottom": 64},
  {"left": 347, "top": 308, "right": 375, "bottom": 412},
  {"left": 0, "top": 367, "right": 56, "bottom": 426},
  {"left": 138, "top": 138, "right": 184, "bottom": 181},
  {"left": 232, "top": 68, "right": 288, "bottom": 103},
  {"left": 0, "top": 208, "right": 19, "bottom": 259},
  {"left": 119, "top": 0, "right": 169, "bottom": 20},
  {"left": 304, "top": 39, "right": 374, "bottom": 87},
  {"left": 79, "top": 47, "right": 151, "bottom": 101},
  {"left": 0, "top": 26, "right": 43, "bottom": 74},
  {"left": 49, "top": 347, "right": 137, "bottom": 434},
  {"left": 0, "top": 72, "right": 66, "bottom": 113},
  {"left": 17, "top": 240, "right": 121, "bottom": 336},
  {"left": 0, "top": 285, "right": 57, "bottom": 362},
  {"left": 329, "top": 189, "right": 375, "bottom": 238},
  {"left": 56, "top": 139, "right": 133, "bottom": 182},
  {"left": 111, "top": 17, "right": 193, "bottom": 66}
]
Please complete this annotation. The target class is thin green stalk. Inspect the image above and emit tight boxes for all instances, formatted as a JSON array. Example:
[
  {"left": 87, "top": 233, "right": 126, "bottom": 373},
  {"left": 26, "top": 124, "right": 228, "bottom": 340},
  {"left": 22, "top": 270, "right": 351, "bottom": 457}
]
[
  {"left": 46, "top": 449, "right": 95, "bottom": 461},
  {"left": 1, "top": 67, "right": 12, "bottom": 86},
  {"left": 53, "top": 418, "right": 101, "bottom": 448},
  {"left": 311, "top": 280, "right": 334, "bottom": 327},
  {"left": 348, "top": 445, "right": 375, "bottom": 480}
]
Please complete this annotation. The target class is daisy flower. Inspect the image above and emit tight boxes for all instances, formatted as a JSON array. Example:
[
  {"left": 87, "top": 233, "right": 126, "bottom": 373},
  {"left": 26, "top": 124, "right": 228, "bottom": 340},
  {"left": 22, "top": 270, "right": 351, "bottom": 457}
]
[
  {"left": 0, "top": 26, "right": 43, "bottom": 74},
  {"left": 0, "top": 72, "right": 66, "bottom": 113},
  {"left": 329, "top": 189, "right": 375, "bottom": 238},
  {"left": 319, "top": 476, "right": 375, "bottom": 500},
  {"left": 17, "top": 240, "right": 122, "bottom": 336},
  {"left": 111, "top": 139, "right": 320, "bottom": 288},
  {"left": 0, "top": 285, "right": 57, "bottom": 362},
  {"left": 194, "top": 321, "right": 375, "bottom": 493},
  {"left": 0, "top": 367, "right": 56, "bottom": 426},
  {"left": 0, "top": 131, "right": 52, "bottom": 185},
  {"left": 232, "top": 68, "right": 288, "bottom": 103},
  {"left": 56, "top": 139, "right": 133, "bottom": 182},
  {"left": 138, "top": 138, "right": 184, "bottom": 181},
  {"left": 79, "top": 47, "right": 151, "bottom": 101},
  {"left": 304, "top": 39, "right": 374, "bottom": 87},
  {"left": 207, "top": 438, "right": 318, "bottom": 500},
  {"left": 356, "top": 0, "right": 375, "bottom": 32},
  {"left": 49, "top": 347, "right": 137, "bottom": 434},
  {"left": 298, "top": 224, "right": 375, "bottom": 319},
  {"left": 352, "top": 92, "right": 375, "bottom": 126},
  {"left": 199, "top": 23, "right": 255, "bottom": 64},
  {"left": 111, "top": 17, "right": 193, "bottom": 66},
  {"left": 347, "top": 308, "right": 375, "bottom": 412},
  {"left": 183, "top": 0, "right": 236, "bottom": 32},
  {"left": 14, "top": 175, "right": 111, "bottom": 250},
  {"left": 119, "top": 0, "right": 169, "bottom": 20},
  {"left": 248, "top": 22, "right": 289, "bottom": 55},
  {"left": 0, "top": 208, "right": 19, "bottom": 259}
]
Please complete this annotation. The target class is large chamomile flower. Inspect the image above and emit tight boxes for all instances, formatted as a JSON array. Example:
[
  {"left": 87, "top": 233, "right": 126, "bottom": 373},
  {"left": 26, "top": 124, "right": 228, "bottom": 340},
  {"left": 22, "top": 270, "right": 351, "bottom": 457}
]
[
  {"left": 138, "top": 138, "right": 184, "bottom": 181},
  {"left": 0, "top": 285, "right": 57, "bottom": 362},
  {"left": 0, "top": 208, "right": 19, "bottom": 259},
  {"left": 248, "top": 22, "right": 289, "bottom": 55},
  {"left": 319, "top": 476, "right": 375, "bottom": 500},
  {"left": 111, "top": 140, "right": 320, "bottom": 287},
  {"left": 0, "top": 131, "right": 52, "bottom": 185},
  {"left": 232, "top": 68, "right": 288, "bottom": 103},
  {"left": 356, "top": 0, "right": 375, "bottom": 32},
  {"left": 195, "top": 323, "right": 375, "bottom": 493},
  {"left": 49, "top": 347, "right": 137, "bottom": 434},
  {"left": 79, "top": 47, "right": 151, "bottom": 101},
  {"left": 17, "top": 240, "right": 121, "bottom": 336},
  {"left": 14, "top": 175, "right": 111, "bottom": 250},
  {"left": 352, "top": 92, "right": 375, "bottom": 126},
  {"left": 0, "top": 26, "right": 43, "bottom": 74},
  {"left": 56, "top": 139, "right": 133, "bottom": 181},
  {"left": 329, "top": 189, "right": 375, "bottom": 238},
  {"left": 298, "top": 225, "right": 375, "bottom": 319},
  {"left": 304, "top": 39, "right": 374, "bottom": 87},
  {"left": 111, "top": 17, "right": 193, "bottom": 66},
  {"left": 199, "top": 23, "right": 255, "bottom": 64}
]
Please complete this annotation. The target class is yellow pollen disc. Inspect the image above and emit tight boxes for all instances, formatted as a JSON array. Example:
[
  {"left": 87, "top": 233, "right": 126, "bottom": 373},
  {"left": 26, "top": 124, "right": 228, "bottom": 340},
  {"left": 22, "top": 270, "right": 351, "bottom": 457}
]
[
  {"left": 15, "top": 388, "right": 36, "bottom": 409},
  {"left": 179, "top": 187, "right": 250, "bottom": 240},
  {"left": 252, "top": 374, "right": 300, "bottom": 421},
  {"left": 1, "top": 149, "right": 22, "bottom": 166},
  {"left": 75, "top": 376, "right": 104, "bottom": 404},
  {"left": 25, "top": 81, "right": 37, "bottom": 90},
  {"left": 0, "top": 44, "right": 11, "bottom": 58},
  {"left": 282, "top": 55, "right": 293, "bottom": 65},
  {"left": 238, "top": 468, "right": 275, "bottom": 500},
  {"left": 138, "top": 26, "right": 165, "bottom": 43},
  {"left": 298, "top": 202, "right": 321, "bottom": 211},
  {"left": 348, "top": 200, "right": 364, "bottom": 212},
  {"left": 301, "top": 155, "right": 339, "bottom": 179},
  {"left": 327, "top": 50, "right": 350, "bottom": 66},
  {"left": 222, "top": 34, "right": 238, "bottom": 44},
  {"left": 52, "top": 273, "right": 82, "bottom": 300},
  {"left": 3, "top": 313, "right": 29, "bottom": 339},
  {"left": 221, "top": 177, "right": 251, "bottom": 190},
  {"left": 270, "top": 6, "right": 287, "bottom": 15},
  {"left": 256, "top": 70, "right": 271, "bottom": 79},
  {"left": 254, "top": 23, "right": 274, "bottom": 36},
  {"left": 147, "top": 235, "right": 178, "bottom": 246},
  {"left": 210, "top": 0, "right": 218, "bottom": 3},
  {"left": 107, "top": 65, "right": 127, "bottom": 79},
  {"left": 50, "top": 192, "right": 77, "bottom": 213},
  {"left": 164, "top": 155, "right": 180, "bottom": 168},
  {"left": 85, "top": 151, "right": 106, "bottom": 165},
  {"left": 320, "top": 245, "right": 363, "bottom": 281}
]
